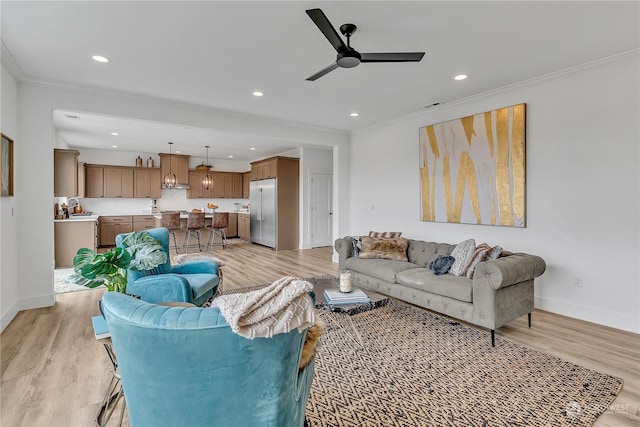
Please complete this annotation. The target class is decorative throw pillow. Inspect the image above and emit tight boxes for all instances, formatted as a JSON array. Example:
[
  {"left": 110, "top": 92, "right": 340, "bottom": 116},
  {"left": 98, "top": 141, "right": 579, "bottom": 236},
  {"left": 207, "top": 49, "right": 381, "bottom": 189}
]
[
  {"left": 449, "top": 239, "right": 476, "bottom": 276},
  {"left": 464, "top": 245, "right": 490, "bottom": 278},
  {"left": 429, "top": 255, "right": 455, "bottom": 275},
  {"left": 359, "top": 236, "right": 409, "bottom": 262},
  {"left": 464, "top": 243, "right": 504, "bottom": 278},
  {"left": 351, "top": 236, "right": 363, "bottom": 257},
  {"left": 368, "top": 231, "right": 403, "bottom": 239}
]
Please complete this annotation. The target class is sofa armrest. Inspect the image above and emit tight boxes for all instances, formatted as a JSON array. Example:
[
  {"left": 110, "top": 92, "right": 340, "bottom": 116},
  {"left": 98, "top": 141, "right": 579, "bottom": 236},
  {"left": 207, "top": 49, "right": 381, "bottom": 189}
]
[
  {"left": 334, "top": 237, "right": 355, "bottom": 270},
  {"left": 473, "top": 253, "right": 546, "bottom": 291}
]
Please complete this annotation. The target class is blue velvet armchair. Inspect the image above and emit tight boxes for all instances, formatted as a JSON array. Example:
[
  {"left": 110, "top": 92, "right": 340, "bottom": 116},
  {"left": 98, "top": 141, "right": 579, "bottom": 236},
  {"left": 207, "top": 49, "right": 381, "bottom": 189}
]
[
  {"left": 100, "top": 292, "right": 315, "bottom": 427},
  {"left": 115, "top": 227, "right": 219, "bottom": 306}
]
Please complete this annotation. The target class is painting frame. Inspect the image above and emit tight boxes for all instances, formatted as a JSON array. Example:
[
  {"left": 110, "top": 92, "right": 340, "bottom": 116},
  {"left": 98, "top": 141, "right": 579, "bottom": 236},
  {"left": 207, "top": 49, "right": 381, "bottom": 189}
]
[
  {"left": 1, "top": 133, "right": 15, "bottom": 197},
  {"left": 419, "top": 103, "right": 526, "bottom": 227}
]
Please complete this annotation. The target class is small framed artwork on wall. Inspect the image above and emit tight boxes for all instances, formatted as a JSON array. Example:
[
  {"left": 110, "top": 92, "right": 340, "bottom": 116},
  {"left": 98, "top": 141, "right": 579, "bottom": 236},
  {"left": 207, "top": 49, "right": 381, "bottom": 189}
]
[{"left": 1, "top": 133, "right": 14, "bottom": 197}]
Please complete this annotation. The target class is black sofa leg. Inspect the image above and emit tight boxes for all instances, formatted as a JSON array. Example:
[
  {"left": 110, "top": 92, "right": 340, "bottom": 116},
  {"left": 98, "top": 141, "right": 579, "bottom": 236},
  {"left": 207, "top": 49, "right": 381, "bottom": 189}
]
[
  {"left": 491, "top": 329, "right": 495, "bottom": 347},
  {"left": 528, "top": 312, "right": 532, "bottom": 328}
]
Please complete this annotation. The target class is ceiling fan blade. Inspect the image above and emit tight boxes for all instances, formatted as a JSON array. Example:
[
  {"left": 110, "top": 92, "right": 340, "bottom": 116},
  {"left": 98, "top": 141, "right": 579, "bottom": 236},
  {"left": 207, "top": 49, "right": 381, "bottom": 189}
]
[
  {"left": 306, "top": 8, "right": 347, "bottom": 52},
  {"left": 360, "top": 52, "right": 425, "bottom": 63},
  {"left": 306, "top": 62, "right": 340, "bottom": 81}
]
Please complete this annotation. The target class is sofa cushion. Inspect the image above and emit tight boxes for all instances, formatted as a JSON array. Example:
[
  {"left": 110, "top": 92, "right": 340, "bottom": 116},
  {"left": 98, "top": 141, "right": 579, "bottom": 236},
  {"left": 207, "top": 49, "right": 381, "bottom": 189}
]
[
  {"left": 346, "top": 257, "right": 420, "bottom": 283},
  {"left": 359, "top": 236, "right": 409, "bottom": 261},
  {"left": 407, "top": 240, "right": 456, "bottom": 267},
  {"left": 449, "top": 239, "right": 476, "bottom": 276},
  {"left": 396, "top": 268, "right": 473, "bottom": 303}
]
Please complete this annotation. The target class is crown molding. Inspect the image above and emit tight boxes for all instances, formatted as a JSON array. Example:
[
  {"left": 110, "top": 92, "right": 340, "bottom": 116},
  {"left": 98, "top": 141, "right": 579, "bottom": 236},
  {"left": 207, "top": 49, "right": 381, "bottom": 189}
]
[{"left": 350, "top": 48, "right": 640, "bottom": 137}]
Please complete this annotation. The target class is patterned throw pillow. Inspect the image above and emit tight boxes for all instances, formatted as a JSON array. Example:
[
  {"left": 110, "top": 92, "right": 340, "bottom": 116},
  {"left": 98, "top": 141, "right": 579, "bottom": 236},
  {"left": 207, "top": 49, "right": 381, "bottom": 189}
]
[
  {"left": 359, "top": 236, "right": 409, "bottom": 262},
  {"left": 449, "top": 239, "right": 476, "bottom": 276},
  {"left": 368, "top": 231, "right": 403, "bottom": 239},
  {"left": 464, "top": 243, "right": 504, "bottom": 278}
]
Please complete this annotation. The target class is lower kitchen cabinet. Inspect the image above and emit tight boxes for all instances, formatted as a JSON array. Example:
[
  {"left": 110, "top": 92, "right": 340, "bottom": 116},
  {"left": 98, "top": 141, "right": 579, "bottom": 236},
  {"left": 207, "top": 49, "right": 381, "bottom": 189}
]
[
  {"left": 238, "top": 213, "right": 250, "bottom": 240},
  {"left": 225, "top": 213, "right": 238, "bottom": 237},
  {"left": 99, "top": 216, "right": 133, "bottom": 247},
  {"left": 54, "top": 220, "right": 97, "bottom": 268},
  {"left": 133, "top": 215, "right": 156, "bottom": 231}
]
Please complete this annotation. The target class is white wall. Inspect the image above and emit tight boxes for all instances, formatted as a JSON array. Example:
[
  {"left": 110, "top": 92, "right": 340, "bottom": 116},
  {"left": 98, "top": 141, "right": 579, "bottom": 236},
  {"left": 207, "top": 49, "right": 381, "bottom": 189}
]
[
  {"left": 348, "top": 53, "right": 639, "bottom": 333},
  {"left": 1, "top": 81, "right": 347, "bottom": 331},
  {"left": 0, "top": 63, "right": 19, "bottom": 331}
]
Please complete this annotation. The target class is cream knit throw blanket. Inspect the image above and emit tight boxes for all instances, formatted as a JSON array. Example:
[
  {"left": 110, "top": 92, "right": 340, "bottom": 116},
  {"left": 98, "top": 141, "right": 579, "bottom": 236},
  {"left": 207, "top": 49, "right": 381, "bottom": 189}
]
[{"left": 211, "top": 276, "right": 315, "bottom": 339}]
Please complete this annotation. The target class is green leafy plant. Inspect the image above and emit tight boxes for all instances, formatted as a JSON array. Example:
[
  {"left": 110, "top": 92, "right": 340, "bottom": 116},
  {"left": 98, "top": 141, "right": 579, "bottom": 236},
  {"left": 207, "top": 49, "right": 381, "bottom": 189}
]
[{"left": 73, "top": 231, "right": 168, "bottom": 293}]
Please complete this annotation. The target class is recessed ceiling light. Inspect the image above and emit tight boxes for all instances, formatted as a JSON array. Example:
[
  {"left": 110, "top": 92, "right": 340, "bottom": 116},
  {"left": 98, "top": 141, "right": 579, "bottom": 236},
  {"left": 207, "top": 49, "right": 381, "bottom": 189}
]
[
  {"left": 91, "top": 55, "right": 110, "bottom": 63},
  {"left": 111, "top": 132, "right": 119, "bottom": 136},
  {"left": 250, "top": 147, "right": 256, "bottom": 150},
  {"left": 111, "top": 145, "right": 118, "bottom": 148},
  {"left": 252, "top": 91, "right": 264, "bottom": 97},
  {"left": 228, "top": 155, "right": 234, "bottom": 158},
  {"left": 350, "top": 112, "right": 359, "bottom": 117},
  {"left": 454, "top": 74, "right": 468, "bottom": 81}
]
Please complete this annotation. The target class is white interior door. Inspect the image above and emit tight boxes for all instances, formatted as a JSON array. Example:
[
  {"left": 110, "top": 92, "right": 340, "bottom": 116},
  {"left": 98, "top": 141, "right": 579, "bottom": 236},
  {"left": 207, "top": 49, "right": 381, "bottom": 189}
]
[{"left": 311, "top": 173, "right": 332, "bottom": 247}]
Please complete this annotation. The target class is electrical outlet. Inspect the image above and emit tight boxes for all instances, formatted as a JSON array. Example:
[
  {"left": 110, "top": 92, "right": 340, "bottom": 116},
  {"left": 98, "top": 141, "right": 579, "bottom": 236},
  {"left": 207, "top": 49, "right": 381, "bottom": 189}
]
[{"left": 573, "top": 276, "right": 583, "bottom": 288}]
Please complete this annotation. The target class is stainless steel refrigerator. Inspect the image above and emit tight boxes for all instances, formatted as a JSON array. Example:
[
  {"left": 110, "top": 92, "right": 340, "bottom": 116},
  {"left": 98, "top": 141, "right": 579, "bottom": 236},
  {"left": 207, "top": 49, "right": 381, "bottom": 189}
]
[{"left": 250, "top": 179, "right": 277, "bottom": 249}]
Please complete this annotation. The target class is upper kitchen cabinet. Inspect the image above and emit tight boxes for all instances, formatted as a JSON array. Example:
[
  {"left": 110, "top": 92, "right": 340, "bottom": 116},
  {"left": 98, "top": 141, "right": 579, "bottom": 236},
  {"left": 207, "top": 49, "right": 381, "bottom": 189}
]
[
  {"left": 54, "top": 149, "right": 81, "bottom": 197},
  {"left": 250, "top": 156, "right": 298, "bottom": 182},
  {"left": 133, "top": 168, "right": 161, "bottom": 198},
  {"left": 187, "top": 171, "right": 244, "bottom": 199},
  {"left": 104, "top": 167, "right": 134, "bottom": 198},
  {"left": 85, "top": 164, "right": 104, "bottom": 197},
  {"left": 159, "top": 153, "right": 190, "bottom": 187},
  {"left": 187, "top": 169, "right": 213, "bottom": 198},
  {"left": 243, "top": 172, "right": 251, "bottom": 198}
]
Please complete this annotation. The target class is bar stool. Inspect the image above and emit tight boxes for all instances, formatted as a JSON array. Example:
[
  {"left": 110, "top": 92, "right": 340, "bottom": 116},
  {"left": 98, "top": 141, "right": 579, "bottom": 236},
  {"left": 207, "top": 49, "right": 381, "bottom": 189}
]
[
  {"left": 183, "top": 212, "right": 205, "bottom": 253},
  {"left": 206, "top": 212, "right": 229, "bottom": 252},
  {"left": 161, "top": 211, "right": 182, "bottom": 255}
]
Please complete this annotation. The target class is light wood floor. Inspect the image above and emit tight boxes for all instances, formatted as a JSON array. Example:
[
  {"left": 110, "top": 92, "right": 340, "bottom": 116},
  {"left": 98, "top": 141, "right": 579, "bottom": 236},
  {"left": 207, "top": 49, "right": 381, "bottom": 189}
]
[{"left": 2, "top": 241, "right": 638, "bottom": 426}]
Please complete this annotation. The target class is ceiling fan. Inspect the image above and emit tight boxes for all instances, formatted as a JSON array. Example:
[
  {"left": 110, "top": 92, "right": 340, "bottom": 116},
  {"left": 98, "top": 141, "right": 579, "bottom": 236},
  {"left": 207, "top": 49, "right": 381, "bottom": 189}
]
[{"left": 305, "top": 8, "right": 425, "bottom": 81}]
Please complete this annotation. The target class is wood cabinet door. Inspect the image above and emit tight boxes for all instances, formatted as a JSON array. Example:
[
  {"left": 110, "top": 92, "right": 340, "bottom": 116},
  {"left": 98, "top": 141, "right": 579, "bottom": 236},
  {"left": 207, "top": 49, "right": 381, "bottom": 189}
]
[
  {"left": 133, "top": 169, "right": 149, "bottom": 198},
  {"left": 104, "top": 168, "right": 123, "bottom": 198},
  {"left": 232, "top": 173, "right": 243, "bottom": 198},
  {"left": 121, "top": 169, "right": 134, "bottom": 198},
  {"left": 149, "top": 169, "right": 161, "bottom": 198},
  {"left": 222, "top": 174, "right": 233, "bottom": 198},
  {"left": 54, "top": 149, "right": 79, "bottom": 197},
  {"left": 243, "top": 172, "right": 251, "bottom": 198},
  {"left": 85, "top": 166, "right": 104, "bottom": 198},
  {"left": 211, "top": 173, "right": 225, "bottom": 198}
]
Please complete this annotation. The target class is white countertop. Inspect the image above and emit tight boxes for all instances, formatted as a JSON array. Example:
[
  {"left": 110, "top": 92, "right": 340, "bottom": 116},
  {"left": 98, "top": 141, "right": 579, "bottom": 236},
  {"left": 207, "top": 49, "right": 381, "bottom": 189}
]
[{"left": 54, "top": 215, "right": 99, "bottom": 223}]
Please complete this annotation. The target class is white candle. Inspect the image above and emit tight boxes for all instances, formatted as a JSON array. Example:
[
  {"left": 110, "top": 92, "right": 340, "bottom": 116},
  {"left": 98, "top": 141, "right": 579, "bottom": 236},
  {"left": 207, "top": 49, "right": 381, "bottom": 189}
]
[{"left": 339, "top": 271, "right": 353, "bottom": 292}]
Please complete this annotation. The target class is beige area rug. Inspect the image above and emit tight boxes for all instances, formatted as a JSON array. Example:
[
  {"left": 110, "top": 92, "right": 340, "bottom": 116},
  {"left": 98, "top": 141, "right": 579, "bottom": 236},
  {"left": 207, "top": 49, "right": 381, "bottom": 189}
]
[
  {"left": 306, "top": 299, "right": 622, "bottom": 427},
  {"left": 218, "top": 281, "right": 623, "bottom": 426}
]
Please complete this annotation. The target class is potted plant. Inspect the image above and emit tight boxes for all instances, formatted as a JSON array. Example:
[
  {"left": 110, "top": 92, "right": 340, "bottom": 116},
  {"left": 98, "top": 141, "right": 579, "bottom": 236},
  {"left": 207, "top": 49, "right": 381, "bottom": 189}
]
[{"left": 73, "top": 230, "right": 168, "bottom": 294}]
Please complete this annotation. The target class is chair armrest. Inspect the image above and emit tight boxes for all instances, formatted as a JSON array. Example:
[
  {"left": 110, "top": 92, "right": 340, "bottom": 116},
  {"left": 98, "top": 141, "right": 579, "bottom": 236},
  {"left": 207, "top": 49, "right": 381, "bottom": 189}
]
[
  {"left": 126, "top": 274, "right": 192, "bottom": 303},
  {"left": 170, "top": 260, "right": 219, "bottom": 276},
  {"left": 473, "top": 253, "right": 546, "bottom": 291}
]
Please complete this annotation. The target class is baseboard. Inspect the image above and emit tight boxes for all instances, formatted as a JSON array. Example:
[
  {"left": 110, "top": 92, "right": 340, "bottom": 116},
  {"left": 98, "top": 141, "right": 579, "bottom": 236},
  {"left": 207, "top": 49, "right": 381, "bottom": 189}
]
[
  {"left": 535, "top": 295, "right": 639, "bottom": 334},
  {"left": 0, "top": 301, "right": 20, "bottom": 333},
  {"left": 20, "top": 293, "right": 56, "bottom": 311}
]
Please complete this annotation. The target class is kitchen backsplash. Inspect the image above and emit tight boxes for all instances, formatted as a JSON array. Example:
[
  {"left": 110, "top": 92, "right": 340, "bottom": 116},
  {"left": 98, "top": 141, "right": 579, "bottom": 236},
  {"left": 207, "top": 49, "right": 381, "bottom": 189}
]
[{"left": 56, "top": 188, "right": 248, "bottom": 215}]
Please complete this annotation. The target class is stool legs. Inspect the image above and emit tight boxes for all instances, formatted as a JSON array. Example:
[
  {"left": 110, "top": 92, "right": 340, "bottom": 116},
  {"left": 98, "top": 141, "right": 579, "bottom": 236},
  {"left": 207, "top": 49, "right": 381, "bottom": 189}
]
[
  {"left": 168, "top": 230, "right": 181, "bottom": 254},
  {"left": 206, "top": 227, "right": 228, "bottom": 252},
  {"left": 183, "top": 229, "right": 203, "bottom": 253}
]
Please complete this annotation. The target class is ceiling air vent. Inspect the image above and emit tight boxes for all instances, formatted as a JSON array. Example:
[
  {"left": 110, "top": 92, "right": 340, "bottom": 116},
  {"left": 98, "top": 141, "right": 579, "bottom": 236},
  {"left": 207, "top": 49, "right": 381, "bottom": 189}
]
[
  {"left": 65, "top": 114, "right": 81, "bottom": 121},
  {"left": 424, "top": 102, "right": 441, "bottom": 109}
]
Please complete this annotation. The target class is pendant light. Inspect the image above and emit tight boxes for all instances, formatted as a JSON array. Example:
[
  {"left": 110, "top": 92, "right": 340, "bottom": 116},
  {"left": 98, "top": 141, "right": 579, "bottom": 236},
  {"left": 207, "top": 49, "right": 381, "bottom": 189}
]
[
  {"left": 163, "top": 142, "right": 177, "bottom": 189},
  {"left": 201, "top": 145, "right": 213, "bottom": 190}
]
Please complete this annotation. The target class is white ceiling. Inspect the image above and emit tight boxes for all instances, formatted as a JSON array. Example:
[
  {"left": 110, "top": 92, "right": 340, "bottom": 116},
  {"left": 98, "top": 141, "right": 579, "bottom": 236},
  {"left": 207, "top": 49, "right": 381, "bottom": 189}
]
[{"left": 2, "top": 1, "right": 638, "bottom": 161}]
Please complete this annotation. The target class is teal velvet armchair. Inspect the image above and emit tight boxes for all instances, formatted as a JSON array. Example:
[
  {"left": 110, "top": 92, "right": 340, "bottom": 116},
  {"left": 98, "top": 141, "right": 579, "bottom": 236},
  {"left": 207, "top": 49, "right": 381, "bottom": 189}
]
[
  {"left": 100, "top": 292, "right": 315, "bottom": 427},
  {"left": 115, "top": 227, "right": 219, "bottom": 306}
]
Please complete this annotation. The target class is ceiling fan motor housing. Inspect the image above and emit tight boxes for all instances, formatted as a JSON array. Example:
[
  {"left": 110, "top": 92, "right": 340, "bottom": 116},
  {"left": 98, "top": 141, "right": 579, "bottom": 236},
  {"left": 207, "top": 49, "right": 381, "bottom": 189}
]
[{"left": 337, "top": 50, "right": 361, "bottom": 68}]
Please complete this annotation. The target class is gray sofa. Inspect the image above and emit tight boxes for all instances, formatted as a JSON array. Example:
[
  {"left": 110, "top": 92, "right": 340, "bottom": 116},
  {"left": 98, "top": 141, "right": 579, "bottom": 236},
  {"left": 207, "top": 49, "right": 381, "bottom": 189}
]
[{"left": 334, "top": 237, "right": 546, "bottom": 346}]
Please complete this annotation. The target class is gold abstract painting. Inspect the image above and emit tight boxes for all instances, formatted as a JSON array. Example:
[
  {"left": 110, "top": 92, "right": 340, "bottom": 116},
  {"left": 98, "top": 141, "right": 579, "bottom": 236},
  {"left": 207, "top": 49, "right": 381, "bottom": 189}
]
[{"left": 419, "top": 103, "right": 525, "bottom": 227}]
